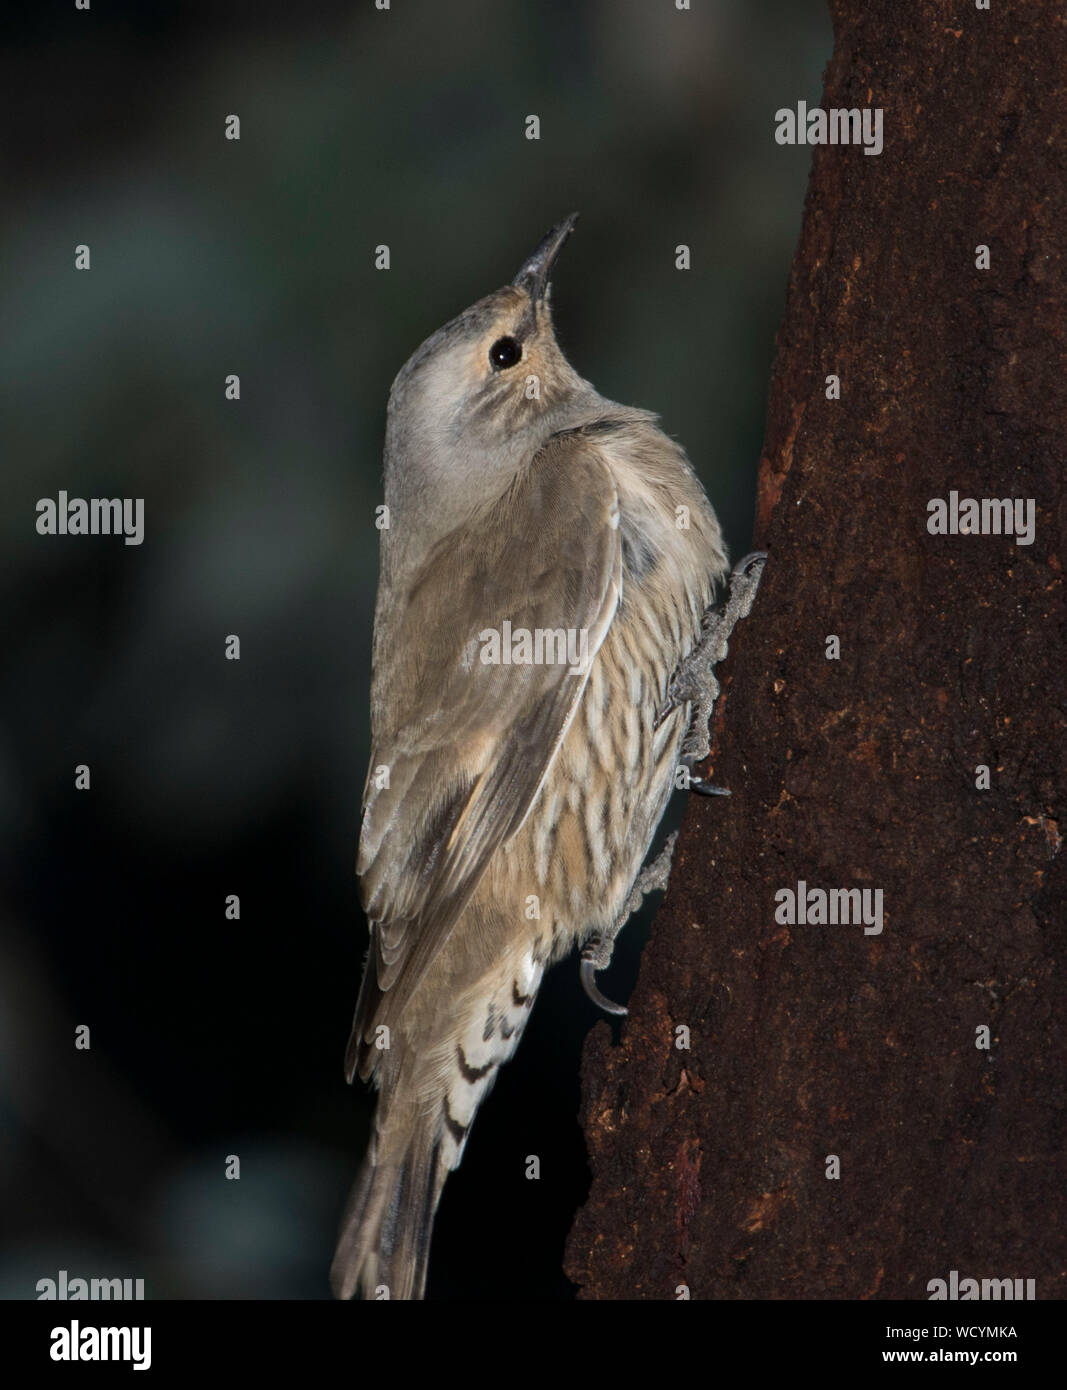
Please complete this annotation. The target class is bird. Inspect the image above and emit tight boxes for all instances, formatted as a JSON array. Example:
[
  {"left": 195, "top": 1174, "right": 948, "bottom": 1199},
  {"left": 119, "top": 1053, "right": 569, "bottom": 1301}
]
[{"left": 330, "top": 214, "right": 756, "bottom": 1300}]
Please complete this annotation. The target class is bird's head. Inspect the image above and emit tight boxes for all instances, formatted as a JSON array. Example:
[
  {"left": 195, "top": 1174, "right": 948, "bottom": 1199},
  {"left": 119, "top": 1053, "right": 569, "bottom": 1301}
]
[{"left": 384, "top": 216, "right": 592, "bottom": 534}]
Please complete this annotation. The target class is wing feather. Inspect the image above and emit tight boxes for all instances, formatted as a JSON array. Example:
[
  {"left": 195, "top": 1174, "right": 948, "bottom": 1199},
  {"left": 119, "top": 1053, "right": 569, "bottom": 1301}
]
[{"left": 345, "top": 431, "right": 622, "bottom": 1080}]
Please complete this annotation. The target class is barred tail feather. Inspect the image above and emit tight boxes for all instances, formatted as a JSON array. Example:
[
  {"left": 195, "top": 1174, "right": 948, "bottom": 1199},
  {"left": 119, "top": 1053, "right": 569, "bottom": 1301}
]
[
  {"left": 330, "top": 1117, "right": 450, "bottom": 1301},
  {"left": 332, "top": 954, "right": 543, "bottom": 1299}
]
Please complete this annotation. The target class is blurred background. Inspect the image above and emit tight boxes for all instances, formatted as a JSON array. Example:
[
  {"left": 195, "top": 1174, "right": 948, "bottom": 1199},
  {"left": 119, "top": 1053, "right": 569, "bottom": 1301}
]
[{"left": 0, "top": 0, "right": 830, "bottom": 1299}]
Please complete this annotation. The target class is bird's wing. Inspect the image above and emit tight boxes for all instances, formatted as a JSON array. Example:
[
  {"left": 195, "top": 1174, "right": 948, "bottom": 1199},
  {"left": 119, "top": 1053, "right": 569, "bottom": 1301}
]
[{"left": 346, "top": 431, "right": 622, "bottom": 1080}]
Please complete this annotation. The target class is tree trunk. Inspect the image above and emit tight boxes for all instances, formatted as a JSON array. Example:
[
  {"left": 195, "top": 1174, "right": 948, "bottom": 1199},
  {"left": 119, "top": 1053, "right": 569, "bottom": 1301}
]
[{"left": 565, "top": 0, "right": 1066, "bottom": 1300}]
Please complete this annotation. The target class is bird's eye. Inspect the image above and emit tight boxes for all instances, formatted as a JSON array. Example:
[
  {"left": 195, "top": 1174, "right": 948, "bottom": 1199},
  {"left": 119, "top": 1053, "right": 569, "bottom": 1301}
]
[{"left": 489, "top": 336, "right": 522, "bottom": 370}]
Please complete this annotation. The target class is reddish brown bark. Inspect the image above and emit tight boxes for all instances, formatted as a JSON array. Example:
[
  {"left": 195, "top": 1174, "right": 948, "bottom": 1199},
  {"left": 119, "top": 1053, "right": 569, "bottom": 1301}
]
[{"left": 566, "top": 0, "right": 1067, "bottom": 1299}]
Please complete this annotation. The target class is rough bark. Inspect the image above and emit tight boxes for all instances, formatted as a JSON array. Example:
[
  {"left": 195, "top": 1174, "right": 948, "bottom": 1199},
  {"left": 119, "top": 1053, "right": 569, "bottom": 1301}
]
[{"left": 565, "top": 0, "right": 1067, "bottom": 1300}]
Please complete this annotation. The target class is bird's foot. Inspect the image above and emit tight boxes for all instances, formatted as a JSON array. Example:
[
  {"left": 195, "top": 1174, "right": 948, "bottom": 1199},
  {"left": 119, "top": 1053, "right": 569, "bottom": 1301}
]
[
  {"left": 580, "top": 831, "right": 679, "bottom": 1016},
  {"left": 655, "top": 550, "right": 766, "bottom": 766}
]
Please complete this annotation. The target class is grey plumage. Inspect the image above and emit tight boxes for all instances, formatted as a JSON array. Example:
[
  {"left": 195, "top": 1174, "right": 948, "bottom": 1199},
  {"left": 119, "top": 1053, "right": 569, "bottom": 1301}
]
[{"left": 331, "top": 216, "right": 728, "bottom": 1300}]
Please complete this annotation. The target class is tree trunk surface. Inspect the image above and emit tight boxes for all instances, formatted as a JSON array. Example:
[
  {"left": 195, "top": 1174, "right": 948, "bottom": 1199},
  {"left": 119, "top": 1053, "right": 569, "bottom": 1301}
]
[{"left": 565, "top": 0, "right": 1066, "bottom": 1300}]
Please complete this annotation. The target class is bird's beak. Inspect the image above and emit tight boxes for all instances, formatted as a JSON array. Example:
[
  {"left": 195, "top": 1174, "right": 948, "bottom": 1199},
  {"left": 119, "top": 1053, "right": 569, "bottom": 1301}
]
[{"left": 512, "top": 213, "right": 579, "bottom": 305}]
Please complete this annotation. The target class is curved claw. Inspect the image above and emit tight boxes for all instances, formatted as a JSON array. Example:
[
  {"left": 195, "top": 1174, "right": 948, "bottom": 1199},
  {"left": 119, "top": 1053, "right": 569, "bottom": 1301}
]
[
  {"left": 653, "top": 695, "right": 676, "bottom": 731},
  {"left": 690, "top": 778, "right": 731, "bottom": 796},
  {"left": 580, "top": 959, "right": 628, "bottom": 1016},
  {"left": 734, "top": 549, "right": 767, "bottom": 575}
]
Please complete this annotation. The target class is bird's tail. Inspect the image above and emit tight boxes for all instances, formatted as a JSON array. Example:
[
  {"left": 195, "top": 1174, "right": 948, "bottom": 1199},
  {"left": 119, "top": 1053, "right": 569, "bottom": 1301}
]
[
  {"left": 332, "top": 952, "right": 543, "bottom": 1299},
  {"left": 329, "top": 1108, "right": 452, "bottom": 1301}
]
